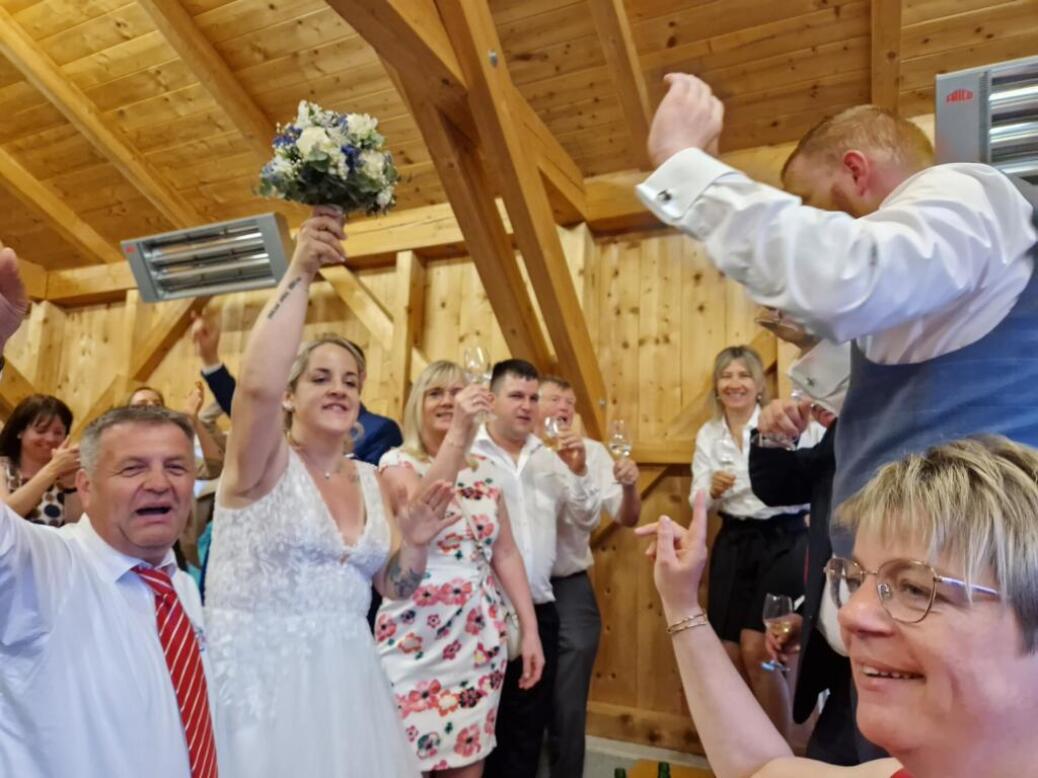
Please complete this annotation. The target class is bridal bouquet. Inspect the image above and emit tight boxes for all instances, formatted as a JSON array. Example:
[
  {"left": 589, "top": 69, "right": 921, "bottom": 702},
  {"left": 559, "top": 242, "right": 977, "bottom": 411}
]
[{"left": 258, "top": 100, "right": 398, "bottom": 217}]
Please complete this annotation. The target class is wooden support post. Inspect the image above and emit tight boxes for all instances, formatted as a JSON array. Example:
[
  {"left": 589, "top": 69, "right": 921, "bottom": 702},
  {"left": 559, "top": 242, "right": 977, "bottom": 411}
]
[
  {"left": 25, "top": 300, "right": 65, "bottom": 392},
  {"left": 386, "top": 250, "right": 426, "bottom": 416},
  {"left": 870, "top": 0, "right": 903, "bottom": 113},
  {"left": 436, "top": 0, "right": 608, "bottom": 438}
]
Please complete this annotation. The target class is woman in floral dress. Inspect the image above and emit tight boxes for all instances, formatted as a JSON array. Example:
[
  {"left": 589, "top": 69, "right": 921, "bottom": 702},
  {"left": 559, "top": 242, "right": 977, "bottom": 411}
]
[{"left": 377, "top": 360, "right": 544, "bottom": 776}]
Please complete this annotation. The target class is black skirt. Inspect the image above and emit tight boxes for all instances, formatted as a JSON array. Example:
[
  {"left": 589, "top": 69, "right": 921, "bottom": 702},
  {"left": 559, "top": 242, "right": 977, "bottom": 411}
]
[{"left": 707, "top": 511, "right": 807, "bottom": 642}]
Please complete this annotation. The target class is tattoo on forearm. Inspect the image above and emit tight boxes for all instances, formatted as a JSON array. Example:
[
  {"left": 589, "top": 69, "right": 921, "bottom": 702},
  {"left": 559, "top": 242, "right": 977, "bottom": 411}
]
[
  {"left": 386, "top": 553, "right": 423, "bottom": 599},
  {"left": 266, "top": 275, "right": 304, "bottom": 320}
]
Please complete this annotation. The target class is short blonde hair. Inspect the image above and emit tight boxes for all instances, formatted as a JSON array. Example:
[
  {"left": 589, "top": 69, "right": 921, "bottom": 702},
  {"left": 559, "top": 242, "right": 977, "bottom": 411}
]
[
  {"left": 782, "top": 105, "right": 934, "bottom": 183},
  {"left": 836, "top": 436, "right": 1038, "bottom": 652},
  {"left": 708, "top": 346, "right": 768, "bottom": 420},
  {"left": 284, "top": 334, "right": 366, "bottom": 446},
  {"left": 400, "top": 360, "right": 465, "bottom": 459}
]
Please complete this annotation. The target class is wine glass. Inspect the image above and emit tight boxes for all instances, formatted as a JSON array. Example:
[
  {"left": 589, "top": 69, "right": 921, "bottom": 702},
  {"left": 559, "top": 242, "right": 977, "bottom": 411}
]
[
  {"left": 760, "top": 593, "right": 795, "bottom": 672},
  {"left": 462, "top": 345, "right": 491, "bottom": 387},
  {"left": 758, "top": 390, "right": 805, "bottom": 451},
  {"left": 608, "top": 419, "right": 631, "bottom": 459},
  {"left": 542, "top": 415, "right": 562, "bottom": 450}
]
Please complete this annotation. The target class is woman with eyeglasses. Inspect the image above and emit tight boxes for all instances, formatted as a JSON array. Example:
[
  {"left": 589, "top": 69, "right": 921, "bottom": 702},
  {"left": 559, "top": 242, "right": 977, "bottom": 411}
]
[{"left": 637, "top": 435, "right": 1036, "bottom": 778}]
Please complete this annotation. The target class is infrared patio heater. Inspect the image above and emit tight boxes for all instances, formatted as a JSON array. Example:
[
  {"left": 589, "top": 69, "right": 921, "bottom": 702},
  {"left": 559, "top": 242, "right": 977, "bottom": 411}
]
[
  {"left": 122, "top": 213, "right": 293, "bottom": 302},
  {"left": 935, "top": 53, "right": 1038, "bottom": 183}
]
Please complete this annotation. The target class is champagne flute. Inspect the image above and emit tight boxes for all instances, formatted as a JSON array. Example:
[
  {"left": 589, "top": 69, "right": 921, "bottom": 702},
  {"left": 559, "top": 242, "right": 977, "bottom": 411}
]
[
  {"left": 760, "top": 593, "right": 795, "bottom": 673},
  {"left": 542, "top": 415, "right": 562, "bottom": 451},
  {"left": 462, "top": 344, "right": 493, "bottom": 423},
  {"left": 462, "top": 345, "right": 491, "bottom": 386},
  {"left": 608, "top": 419, "right": 632, "bottom": 459}
]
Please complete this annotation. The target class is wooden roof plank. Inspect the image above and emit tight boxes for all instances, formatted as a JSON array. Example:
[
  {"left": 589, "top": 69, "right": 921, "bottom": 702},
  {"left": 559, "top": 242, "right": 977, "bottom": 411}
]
[{"left": 0, "top": 6, "right": 204, "bottom": 227}]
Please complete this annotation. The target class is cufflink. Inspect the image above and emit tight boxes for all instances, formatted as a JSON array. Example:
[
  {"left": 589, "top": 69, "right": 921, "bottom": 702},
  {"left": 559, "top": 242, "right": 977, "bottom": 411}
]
[
  {"left": 806, "top": 377, "right": 816, "bottom": 387},
  {"left": 657, "top": 190, "right": 672, "bottom": 203}
]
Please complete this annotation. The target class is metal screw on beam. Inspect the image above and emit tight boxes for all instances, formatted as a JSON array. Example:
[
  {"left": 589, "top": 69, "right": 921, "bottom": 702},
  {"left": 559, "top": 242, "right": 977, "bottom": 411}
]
[{"left": 488, "top": 50, "right": 498, "bottom": 67}]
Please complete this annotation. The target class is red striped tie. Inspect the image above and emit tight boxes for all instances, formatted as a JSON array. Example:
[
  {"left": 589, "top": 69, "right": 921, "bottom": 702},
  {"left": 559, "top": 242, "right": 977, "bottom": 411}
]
[{"left": 134, "top": 565, "right": 218, "bottom": 778}]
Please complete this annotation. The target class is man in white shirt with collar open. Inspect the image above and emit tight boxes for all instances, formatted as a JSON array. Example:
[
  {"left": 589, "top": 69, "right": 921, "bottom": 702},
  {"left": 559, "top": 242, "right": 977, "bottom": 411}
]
[
  {"left": 637, "top": 75, "right": 1038, "bottom": 557},
  {"left": 475, "top": 359, "right": 602, "bottom": 778},
  {"left": 1, "top": 400, "right": 220, "bottom": 778}
]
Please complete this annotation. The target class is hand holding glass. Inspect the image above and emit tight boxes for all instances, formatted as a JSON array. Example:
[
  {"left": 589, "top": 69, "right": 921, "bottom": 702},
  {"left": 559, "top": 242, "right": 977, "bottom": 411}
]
[
  {"left": 760, "top": 593, "right": 795, "bottom": 673},
  {"left": 608, "top": 419, "right": 632, "bottom": 459}
]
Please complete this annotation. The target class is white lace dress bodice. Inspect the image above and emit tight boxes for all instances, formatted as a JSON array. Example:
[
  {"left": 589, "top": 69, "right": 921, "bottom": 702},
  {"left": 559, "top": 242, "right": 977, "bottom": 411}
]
[{"left": 205, "top": 451, "right": 420, "bottom": 777}]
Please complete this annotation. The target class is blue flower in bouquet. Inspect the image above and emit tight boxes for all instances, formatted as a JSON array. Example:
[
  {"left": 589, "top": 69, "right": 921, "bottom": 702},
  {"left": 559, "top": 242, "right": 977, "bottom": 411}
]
[{"left": 258, "top": 100, "right": 398, "bottom": 217}]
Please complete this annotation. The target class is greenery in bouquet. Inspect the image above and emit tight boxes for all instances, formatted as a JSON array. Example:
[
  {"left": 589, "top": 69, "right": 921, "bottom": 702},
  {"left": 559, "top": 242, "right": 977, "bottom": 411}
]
[{"left": 258, "top": 100, "right": 398, "bottom": 217}]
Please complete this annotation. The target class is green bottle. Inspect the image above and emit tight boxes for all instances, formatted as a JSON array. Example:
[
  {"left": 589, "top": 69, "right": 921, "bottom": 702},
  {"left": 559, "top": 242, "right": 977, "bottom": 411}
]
[
  {"left": 657, "top": 763, "right": 671, "bottom": 778},
  {"left": 613, "top": 769, "right": 627, "bottom": 778}
]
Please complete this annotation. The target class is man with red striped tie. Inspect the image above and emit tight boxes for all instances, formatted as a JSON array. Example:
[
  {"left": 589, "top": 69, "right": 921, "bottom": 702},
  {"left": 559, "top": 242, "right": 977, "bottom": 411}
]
[{"left": 0, "top": 264, "right": 221, "bottom": 778}]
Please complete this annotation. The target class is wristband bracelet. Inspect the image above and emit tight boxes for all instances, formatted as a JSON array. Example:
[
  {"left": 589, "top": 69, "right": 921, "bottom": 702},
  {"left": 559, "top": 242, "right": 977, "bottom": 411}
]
[{"left": 666, "top": 611, "right": 709, "bottom": 636}]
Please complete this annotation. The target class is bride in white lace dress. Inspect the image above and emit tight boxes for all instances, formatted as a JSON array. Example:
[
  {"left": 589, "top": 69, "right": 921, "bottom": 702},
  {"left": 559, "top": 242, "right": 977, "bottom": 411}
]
[{"left": 205, "top": 206, "right": 455, "bottom": 777}]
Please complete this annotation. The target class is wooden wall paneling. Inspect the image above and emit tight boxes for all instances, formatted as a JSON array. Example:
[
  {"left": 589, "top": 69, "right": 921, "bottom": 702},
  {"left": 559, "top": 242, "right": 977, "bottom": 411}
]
[
  {"left": 0, "top": 145, "right": 120, "bottom": 265},
  {"left": 192, "top": 0, "right": 331, "bottom": 45},
  {"left": 870, "top": 0, "right": 903, "bottom": 112},
  {"left": 12, "top": 0, "right": 131, "bottom": 41},
  {"left": 0, "top": 356, "right": 37, "bottom": 417},
  {"left": 24, "top": 299, "right": 65, "bottom": 392}
]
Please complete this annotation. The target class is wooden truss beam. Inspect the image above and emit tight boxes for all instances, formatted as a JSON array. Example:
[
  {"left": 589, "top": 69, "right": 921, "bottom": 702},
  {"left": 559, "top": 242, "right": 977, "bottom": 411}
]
[
  {"left": 0, "top": 7, "right": 202, "bottom": 227},
  {"left": 436, "top": 0, "right": 607, "bottom": 438},
  {"left": 587, "top": 0, "right": 653, "bottom": 169},
  {"left": 870, "top": 0, "right": 903, "bottom": 113},
  {"left": 327, "top": 0, "right": 586, "bottom": 224},
  {"left": 0, "top": 357, "right": 36, "bottom": 418},
  {"left": 385, "top": 250, "right": 426, "bottom": 417},
  {"left": 136, "top": 0, "right": 274, "bottom": 164},
  {"left": 0, "top": 147, "right": 121, "bottom": 265}
]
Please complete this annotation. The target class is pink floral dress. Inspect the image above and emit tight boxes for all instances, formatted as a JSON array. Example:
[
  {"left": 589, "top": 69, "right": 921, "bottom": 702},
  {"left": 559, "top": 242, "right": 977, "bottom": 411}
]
[{"left": 376, "top": 448, "right": 509, "bottom": 770}]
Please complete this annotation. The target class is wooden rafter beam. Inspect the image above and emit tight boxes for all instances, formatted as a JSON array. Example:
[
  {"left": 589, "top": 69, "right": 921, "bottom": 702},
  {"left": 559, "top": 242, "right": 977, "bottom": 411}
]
[
  {"left": 870, "top": 0, "right": 902, "bottom": 113},
  {"left": 328, "top": 0, "right": 586, "bottom": 224},
  {"left": 321, "top": 264, "right": 429, "bottom": 373},
  {"left": 436, "top": 0, "right": 606, "bottom": 438},
  {"left": 397, "top": 76, "right": 554, "bottom": 368},
  {"left": 18, "top": 258, "right": 47, "bottom": 301},
  {"left": 136, "top": 0, "right": 274, "bottom": 164},
  {"left": 0, "top": 146, "right": 121, "bottom": 265},
  {"left": 0, "top": 6, "right": 202, "bottom": 227},
  {"left": 587, "top": 0, "right": 653, "bottom": 169}
]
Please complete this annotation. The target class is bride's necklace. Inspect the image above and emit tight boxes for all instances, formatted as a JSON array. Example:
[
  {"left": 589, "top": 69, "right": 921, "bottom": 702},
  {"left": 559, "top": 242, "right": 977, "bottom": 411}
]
[{"left": 294, "top": 446, "right": 344, "bottom": 480}]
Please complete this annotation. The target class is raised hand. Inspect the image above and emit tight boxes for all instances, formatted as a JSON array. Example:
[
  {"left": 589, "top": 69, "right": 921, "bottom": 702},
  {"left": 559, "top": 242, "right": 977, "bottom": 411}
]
[
  {"left": 0, "top": 240, "right": 28, "bottom": 347},
  {"left": 395, "top": 479, "right": 457, "bottom": 547},
  {"left": 290, "top": 206, "right": 348, "bottom": 277},
  {"left": 647, "top": 73, "right": 725, "bottom": 168},
  {"left": 449, "top": 383, "right": 493, "bottom": 437},
  {"left": 614, "top": 456, "right": 639, "bottom": 487},
  {"left": 47, "top": 437, "right": 81, "bottom": 483},
  {"left": 190, "top": 311, "right": 221, "bottom": 365},
  {"left": 184, "top": 381, "right": 205, "bottom": 419},
  {"left": 635, "top": 491, "right": 710, "bottom": 622},
  {"left": 557, "top": 427, "right": 588, "bottom": 475},
  {"left": 710, "top": 470, "right": 736, "bottom": 499},
  {"left": 758, "top": 397, "right": 814, "bottom": 440}
]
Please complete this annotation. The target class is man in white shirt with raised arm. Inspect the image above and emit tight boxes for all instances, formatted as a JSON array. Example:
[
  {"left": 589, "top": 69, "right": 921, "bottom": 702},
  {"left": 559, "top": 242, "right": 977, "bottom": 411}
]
[
  {"left": 538, "top": 375, "right": 640, "bottom": 778},
  {"left": 475, "top": 359, "right": 602, "bottom": 778},
  {"left": 0, "top": 240, "right": 220, "bottom": 777},
  {"left": 636, "top": 75, "right": 1038, "bottom": 554}
]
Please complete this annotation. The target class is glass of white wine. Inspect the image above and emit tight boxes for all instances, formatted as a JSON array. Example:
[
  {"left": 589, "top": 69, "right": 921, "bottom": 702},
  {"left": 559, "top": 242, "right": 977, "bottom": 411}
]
[
  {"left": 608, "top": 419, "right": 631, "bottom": 459},
  {"left": 462, "top": 345, "right": 491, "bottom": 386},
  {"left": 760, "top": 593, "right": 795, "bottom": 673},
  {"left": 542, "top": 415, "right": 562, "bottom": 451}
]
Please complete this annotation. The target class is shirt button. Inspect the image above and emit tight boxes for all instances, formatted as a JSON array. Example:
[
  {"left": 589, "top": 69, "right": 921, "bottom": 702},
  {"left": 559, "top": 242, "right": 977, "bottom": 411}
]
[{"left": 657, "top": 190, "right": 672, "bottom": 203}]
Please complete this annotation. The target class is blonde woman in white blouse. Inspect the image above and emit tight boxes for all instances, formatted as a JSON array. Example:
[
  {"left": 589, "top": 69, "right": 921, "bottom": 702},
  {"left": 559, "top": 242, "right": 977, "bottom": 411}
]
[{"left": 691, "top": 345, "right": 821, "bottom": 736}]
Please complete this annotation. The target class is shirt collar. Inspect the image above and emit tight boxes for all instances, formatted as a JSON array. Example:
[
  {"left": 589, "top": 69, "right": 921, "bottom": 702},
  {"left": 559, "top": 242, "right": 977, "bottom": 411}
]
[
  {"left": 474, "top": 425, "right": 543, "bottom": 462},
  {"left": 74, "top": 513, "right": 179, "bottom": 583}
]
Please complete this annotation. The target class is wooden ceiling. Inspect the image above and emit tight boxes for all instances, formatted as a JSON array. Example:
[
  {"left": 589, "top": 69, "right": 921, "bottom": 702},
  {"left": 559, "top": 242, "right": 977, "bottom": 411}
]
[{"left": 0, "top": 0, "right": 1035, "bottom": 271}]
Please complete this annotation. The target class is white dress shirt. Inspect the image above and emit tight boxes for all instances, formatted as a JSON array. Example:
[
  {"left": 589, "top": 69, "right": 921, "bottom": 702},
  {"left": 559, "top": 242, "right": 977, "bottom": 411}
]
[
  {"left": 788, "top": 340, "right": 852, "bottom": 415},
  {"left": 637, "top": 152, "right": 1037, "bottom": 364},
  {"left": 692, "top": 405, "right": 823, "bottom": 517},
  {"left": 0, "top": 507, "right": 214, "bottom": 778},
  {"left": 472, "top": 426, "right": 601, "bottom": 603},
  {"left": 553, "top": 438, "right": 624, "bottom": 578}
]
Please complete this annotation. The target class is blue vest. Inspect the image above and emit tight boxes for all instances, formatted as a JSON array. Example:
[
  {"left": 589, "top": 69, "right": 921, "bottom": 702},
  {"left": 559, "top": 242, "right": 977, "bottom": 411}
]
[{"left": 831, "top": 176, "right": 1038, "bottom": 555}]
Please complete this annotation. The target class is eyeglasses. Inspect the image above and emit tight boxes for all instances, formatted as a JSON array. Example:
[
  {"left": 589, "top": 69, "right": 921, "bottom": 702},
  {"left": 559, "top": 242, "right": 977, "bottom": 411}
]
[{"left": 824, "top": 557, "right": 1000, "bottom": 624}]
